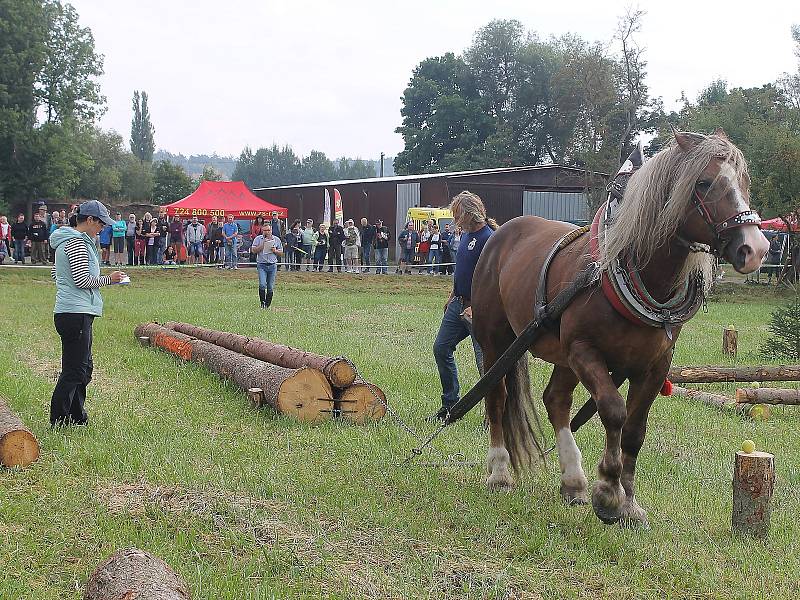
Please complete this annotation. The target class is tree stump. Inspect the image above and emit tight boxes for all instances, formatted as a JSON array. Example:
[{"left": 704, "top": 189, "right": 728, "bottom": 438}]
[
  {"left": 0, "top": 395, "right": 40, "bottom": 468},
  {"left": 84, "top": 547, "right": 191, "bottom": 600},
  {"left": 732, "top": 450, "right": 775, "bottom": 538},
  {"left": 722, "top": 326, "right": 738, "bottom": 358},
  {"left": 335, "top": 379, "right": 387, "bottom": 424},
  {"left": 135, "top": 323, "right": 334, "bottom": 423},
  {"left": 164, "top": 321, "right": 357, "bottom": 388},
  {"left": 672, "top": 386, "right": 769, "bottom": 420},
  {"left": 736, "top": 387, "right": 800, "bottom": 406},
  {"left": 247, "top": 388, "right": 264, "bottom": 409},
  {"left": 668, "top": 364, "right": 800, "bottom": 383}
]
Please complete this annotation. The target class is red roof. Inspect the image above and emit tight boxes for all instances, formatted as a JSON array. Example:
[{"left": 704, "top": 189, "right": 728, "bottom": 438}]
[{"left": 164, "top": 181, "right": 287, "bottom": 219}]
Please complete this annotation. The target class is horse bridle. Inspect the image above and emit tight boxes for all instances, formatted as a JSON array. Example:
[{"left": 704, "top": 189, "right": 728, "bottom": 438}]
[{"left": 680, "top": 184, "right": 761, "bottom": 256}]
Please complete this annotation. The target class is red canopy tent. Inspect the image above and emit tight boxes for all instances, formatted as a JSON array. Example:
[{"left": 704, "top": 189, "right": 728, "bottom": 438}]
[
  {"left": 164, "top": 181, "right": 287, "bottom": 220},
  {"left": 760, "top": 214, "right": 799, "bottom": 232}
]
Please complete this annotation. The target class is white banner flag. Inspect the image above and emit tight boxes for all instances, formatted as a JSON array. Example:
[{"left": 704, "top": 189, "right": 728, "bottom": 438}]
[{"left": 323, "top": 189, "right": 331, "bottom": 224}]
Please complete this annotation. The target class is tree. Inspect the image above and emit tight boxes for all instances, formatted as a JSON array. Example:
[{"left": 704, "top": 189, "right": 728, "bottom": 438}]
[
  {"left": 37, "top": 0, "right": 104, "bottom": 124},
  {"left": 335, "top": 157, "right": 375, "bottom": 180},
  {"left": 74, "top": 127, "right": 126, "bottom": 200},
  {"left": 199, "top": 165, "right": 222, "bottom": 182},
  {"left": 300, "top": 150, "right": 336, "bottom": 183},
  {"left": 119, "top": 154, "right": 153, "bottom": 201},
  {"left": 152, "top": 160, "right": 194, "bottom": 204},
  {"left": 130, "top": 90, "right": 155, "bottom": 162}
]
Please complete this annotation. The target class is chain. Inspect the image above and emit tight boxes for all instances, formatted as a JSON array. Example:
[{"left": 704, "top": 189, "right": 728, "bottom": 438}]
[{"left": 346, "top": 360, "right": 477, "bottom": 468}]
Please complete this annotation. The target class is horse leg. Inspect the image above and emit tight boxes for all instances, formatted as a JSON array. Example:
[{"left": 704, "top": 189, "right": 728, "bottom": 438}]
[
  {"left": 617, "top": 361, "right": 670, "bottom": 527},
  {"left": 542, "top": 366, "right": 587, "bottom": 505},
  {"left": 486, "top": 373, "right": 514, "bottom": 491},
  {"left": 568, "top": 343, "right": 627, "bottom": 525}
]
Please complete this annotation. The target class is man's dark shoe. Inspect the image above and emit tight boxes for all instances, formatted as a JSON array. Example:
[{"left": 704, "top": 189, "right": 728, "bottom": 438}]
[{"left": 425, "top": 406, "right": 450, "bottom": 423}]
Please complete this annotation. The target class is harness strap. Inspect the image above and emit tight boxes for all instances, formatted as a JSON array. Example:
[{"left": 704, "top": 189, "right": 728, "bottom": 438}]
[{"left": 535, "top": 225, "right": 591, "bottom": 321}]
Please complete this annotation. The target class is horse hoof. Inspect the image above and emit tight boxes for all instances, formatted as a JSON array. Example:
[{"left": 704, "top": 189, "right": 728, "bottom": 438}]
[
  {"left": 560, "top": 484, "right": 589, "bottom": 506},
  {"left": 591, "top": 480, "right": 625, "bottom": 525},
  {"left": 486, "top": 473, "right": 514, "bottom": 492},
  {"left": 618, "top": 498, "right": 649, "bottom": 529}
]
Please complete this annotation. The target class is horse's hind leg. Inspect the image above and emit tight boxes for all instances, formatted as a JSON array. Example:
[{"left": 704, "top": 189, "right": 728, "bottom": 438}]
[
  {"left": 482, "top": 337, "right": 514, "bottom": 491},
  {"left": 542, "top": 366, "right": 587, "bottom": 505}
]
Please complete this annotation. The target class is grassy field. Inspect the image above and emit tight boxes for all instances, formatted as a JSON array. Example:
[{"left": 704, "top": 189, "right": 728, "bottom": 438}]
[{"left": 0, "top": 267, "right": 798, "bottom": 599}]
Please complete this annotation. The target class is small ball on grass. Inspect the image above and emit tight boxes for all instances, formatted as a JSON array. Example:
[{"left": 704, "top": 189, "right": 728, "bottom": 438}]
[{"left": 742, "top": 439, "right": 756, "bottom": 454}]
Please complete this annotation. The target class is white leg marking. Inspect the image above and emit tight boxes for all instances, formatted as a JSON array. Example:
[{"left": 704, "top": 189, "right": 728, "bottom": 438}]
[
  {"left": 556, "top": 427, "right": 586, "bottom": 489},
  {"left": 486, "top": 446, "right": 513, "bottom": 490}
]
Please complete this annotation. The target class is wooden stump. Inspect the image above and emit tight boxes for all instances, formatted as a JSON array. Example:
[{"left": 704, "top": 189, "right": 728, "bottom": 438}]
[
  {"left": 84, "top": 547, "right": 191, "bottom": 600},
  {"left": 247, "top": 388, "right": 264, "bottom": 409},
  {"left": 138, "top": 336, "right": 151, "bottom": 347},
  {"left": 732, "top": 450, "right": 775, "bottom": 538},
  {"left": 336, "top": 379, "right": 387, "bottom": 424},
  {"left": 736, "top": 387, "right": 800, "bottom": 406},
  {"left": 164, "top": 321, "right": 357, "bottom": 388},
  {"left": 0, "top": 395, "right": 40, "bottom": 468},
  {"left": 722, "top": 327, "right": 738, "bottom": 357},
  {"left": 672, "top": 386, "right": 769, "bottom": 420},
  {"left": 135, "top": 323, "right": 334, "bottom": 423},
  {"left": 668, "top": 364, "right": 800, "bottom": 384}
]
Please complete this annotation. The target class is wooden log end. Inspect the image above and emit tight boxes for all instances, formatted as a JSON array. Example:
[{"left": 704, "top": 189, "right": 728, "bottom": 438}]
[
  {"left": 275, "top": 368, "right": 334, "bottom": 423},
  {"left": 336, "top": 383, "right": 387, "bottom": 424},
  {"left": 327, "top": 359, "right": 357, "bottom": 388},
  {"left": 0, "top": 429, "right": 40, "bottom": 468},
  {"left": 737, "top": 403, "right": 770, "bottom": 421}
]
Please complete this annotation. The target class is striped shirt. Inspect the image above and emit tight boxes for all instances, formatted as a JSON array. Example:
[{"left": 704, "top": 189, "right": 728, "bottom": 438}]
[{"left": 51, "top": 238, "right": 112, "bottom": 289}]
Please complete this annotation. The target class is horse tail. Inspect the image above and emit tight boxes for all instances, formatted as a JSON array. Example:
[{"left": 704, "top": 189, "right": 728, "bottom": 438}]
[{"left": 502, "top": 355, "right": 547, "bottom": 472}]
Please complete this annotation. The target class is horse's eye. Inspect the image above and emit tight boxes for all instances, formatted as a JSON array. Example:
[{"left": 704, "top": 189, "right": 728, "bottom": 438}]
[{"left": 696, "top": 180, "right": 711, "bottom": 188}]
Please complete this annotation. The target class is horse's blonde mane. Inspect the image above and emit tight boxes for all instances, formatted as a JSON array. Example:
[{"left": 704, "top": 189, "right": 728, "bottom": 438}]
[{"left": 599, "top": 134, "right": 749, "bottom": 290}]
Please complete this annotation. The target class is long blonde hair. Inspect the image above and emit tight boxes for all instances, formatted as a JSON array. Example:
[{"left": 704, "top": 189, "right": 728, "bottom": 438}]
[
  {"left": 450, "top": 190, "right": 498, "bottom": 229},
  {"left": 599, "top": 133, "right": 747, "bottom": 289}
]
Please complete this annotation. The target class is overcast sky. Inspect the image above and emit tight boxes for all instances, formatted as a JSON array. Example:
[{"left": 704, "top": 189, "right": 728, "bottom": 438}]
[{"left": 69, "top": 0, "right": 798, "bottom": 161}]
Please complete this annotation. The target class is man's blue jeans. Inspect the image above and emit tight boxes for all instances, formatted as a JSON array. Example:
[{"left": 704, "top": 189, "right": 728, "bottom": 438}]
[
  {"left": 374, "top": 247, "right": 388, "bottom": 273},
  {"left": 225, "top": 239, "right": 238, "bottom": 268},
  {"left": 433, "top": 297, "right": 484, "bottom": 408},
  {"left": 257, "top": 262, "right": 277, "bottom": 292},
  {"left": 362, "top": 244, "right": 372, "bottom": 271},
  {"left": 156, "top": 238, "right": 166, "bottom": 264},
  {"left": 427, "top": 249, "right": 441, "bottom": 273},
  {"left": 13, "top": 240, "right": 25, "bottom": 263}
]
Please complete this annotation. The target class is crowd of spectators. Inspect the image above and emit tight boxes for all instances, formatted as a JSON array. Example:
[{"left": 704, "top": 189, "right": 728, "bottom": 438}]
[{"left": 0, "top": 203, "right": 466, "bottom": 275}]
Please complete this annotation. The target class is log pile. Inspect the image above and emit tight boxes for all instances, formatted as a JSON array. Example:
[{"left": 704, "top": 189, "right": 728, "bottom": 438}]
[
  {"left": 0, "top": 395, "right": 40, "bottom": 468},
  {"left": 672, "top": 386, "right": 769, "bottom": 420},
  {"left": 135, "top": 323, "right": 334, "bottom": 423},
  {"left": 164, "top": 321, "right": 357, "bottom": 388},
  {"left": 84, "top": 547, "right": 191, "bottom": 600},
  {"left": 136, "top": 322, "right": 387, "bottom": 424}
]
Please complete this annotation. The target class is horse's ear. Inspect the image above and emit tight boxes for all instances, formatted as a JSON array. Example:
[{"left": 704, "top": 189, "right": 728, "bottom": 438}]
[
  {"left": 714, "top": 127, "right": 729, "bottom": 140},
  {"left": 672, "top": 127, "right": 707, "bottom": 151}
]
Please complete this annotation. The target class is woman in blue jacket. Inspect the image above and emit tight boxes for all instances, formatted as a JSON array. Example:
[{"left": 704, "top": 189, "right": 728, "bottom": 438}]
[{"left": 49, "top": 201, "right": 125, "bottom": 426}]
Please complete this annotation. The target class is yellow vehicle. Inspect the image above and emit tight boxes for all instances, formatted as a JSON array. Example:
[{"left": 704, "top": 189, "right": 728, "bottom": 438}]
[{"left": 406, "top": 207, "right": 454, "bottom": 232}]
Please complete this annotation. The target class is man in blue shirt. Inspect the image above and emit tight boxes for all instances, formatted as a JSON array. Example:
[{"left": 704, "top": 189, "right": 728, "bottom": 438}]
[
  {"left": 430, "top": 191, "right": 494, "bottom": 421},
  {"left": 251, "top": 227, "right": 284, "bottom": 308},
  {"left": 222, "top": 214, "right": 241, "bottom": 269}
]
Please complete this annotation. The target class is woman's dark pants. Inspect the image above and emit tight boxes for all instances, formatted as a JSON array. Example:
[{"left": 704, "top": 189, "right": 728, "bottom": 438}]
[{"left": 50, "top": 313, "right": 94, "bottom": 425}]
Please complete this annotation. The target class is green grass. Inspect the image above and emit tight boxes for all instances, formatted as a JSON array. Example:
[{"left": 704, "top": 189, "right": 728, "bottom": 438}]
[{"left": 0, "top": 267, "right": 798, "bottom": 599}]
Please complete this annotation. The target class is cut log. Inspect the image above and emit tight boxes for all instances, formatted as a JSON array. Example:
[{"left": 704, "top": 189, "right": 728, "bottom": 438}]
[
  {"left": 336, "top": 379, "right": 387, "bottom": 424},
  {"left": 135, "top": 323, "right": 334, "bottom": 423},
  {"left": 0, "top": 395, "right": 40, "bottom": 468},
  {"left": 732, "top": 450, "right": 775, "bottom": 538},
  {"left": 722, "top": 327, "right": 738, "bottom": 357},
  {"left": 668, "top": 365, "right": 800, "bottom": 384},
  {"left": 164, "top": 321, "right": 356, "bottom": 388},
  {"left": 84, "top": 547, "right": 191, "bottom": 600},
  {"left": 736, "top": 387, "right": 800, "bottom": 406},
  {"left": 672, "top": 386, "right": 769, "bottom": 420}
]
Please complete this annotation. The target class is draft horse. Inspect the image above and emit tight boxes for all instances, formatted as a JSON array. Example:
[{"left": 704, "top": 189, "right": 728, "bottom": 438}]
[{"left": 471, "top": 130, "right": 769, "bottom": 527}]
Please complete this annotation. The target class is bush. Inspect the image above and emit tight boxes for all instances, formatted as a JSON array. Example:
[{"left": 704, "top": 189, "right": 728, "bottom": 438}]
[{"left": 760, "top": 295, "right": 800, "bottom": 360}]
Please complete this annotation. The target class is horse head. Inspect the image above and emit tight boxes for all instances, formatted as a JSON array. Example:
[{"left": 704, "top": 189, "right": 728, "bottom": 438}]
[{"left": 673, "top": 129, "right": 769, "bottom": 273}]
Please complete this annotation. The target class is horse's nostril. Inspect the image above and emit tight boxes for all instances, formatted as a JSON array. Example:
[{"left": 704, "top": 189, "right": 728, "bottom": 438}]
[{"left": 737, "top": 245, "right": 753, "bottom": 266}]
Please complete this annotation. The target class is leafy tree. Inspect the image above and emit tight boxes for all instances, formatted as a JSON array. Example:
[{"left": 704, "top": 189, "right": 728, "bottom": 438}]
[
  {"left": 130, "top": 90, "right": 155, "bottom": 162},
  {"left": 152, "top": 160, "right": 194, "bottom": 204},
  {"left": 301, "top": 150, "right": 336, "bottom": 183},
  {"left": 119, "top": 154, "right": 153, "bottom": 200},
  {"left": 37, "top": 0, "right": 104, "bottom": 124},
  {"left": 199, "top": 165, "right": 222, "bottom": 182},
  {"left": 74, "top": 127, "right": 126, "bottom": 199},
  {"left": 335, "top": 157, "right": 375, "bottom": 180}
]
